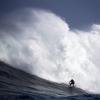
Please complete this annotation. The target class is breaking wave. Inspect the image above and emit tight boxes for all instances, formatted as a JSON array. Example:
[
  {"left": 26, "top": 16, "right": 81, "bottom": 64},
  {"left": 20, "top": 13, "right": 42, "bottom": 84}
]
[{"left": 0, "top": 8, "right": 100, "bottom": 93}]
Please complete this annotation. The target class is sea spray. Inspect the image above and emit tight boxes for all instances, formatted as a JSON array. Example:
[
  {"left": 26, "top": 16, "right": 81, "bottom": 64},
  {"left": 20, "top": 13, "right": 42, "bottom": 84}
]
[{"left": 0, "top": 8, "right": 100, "bottom": 92}]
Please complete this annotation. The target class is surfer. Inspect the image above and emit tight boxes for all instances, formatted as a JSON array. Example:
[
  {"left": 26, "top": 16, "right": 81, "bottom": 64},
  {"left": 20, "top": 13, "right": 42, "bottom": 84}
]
[{"left": 69, "top": 79, "right": 75, "bottom": 87}]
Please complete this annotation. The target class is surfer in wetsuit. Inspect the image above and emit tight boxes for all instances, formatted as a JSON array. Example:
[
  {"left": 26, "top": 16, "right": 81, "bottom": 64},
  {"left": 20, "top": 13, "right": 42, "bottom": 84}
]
[{"left": 69, "top": 79, "right": 75, "bottom": 87}]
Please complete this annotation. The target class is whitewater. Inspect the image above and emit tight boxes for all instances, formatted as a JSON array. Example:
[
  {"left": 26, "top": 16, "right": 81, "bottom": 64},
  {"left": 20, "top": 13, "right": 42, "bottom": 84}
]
[{"left": 0, "top": 8, "right": 100, "bottom": 93}]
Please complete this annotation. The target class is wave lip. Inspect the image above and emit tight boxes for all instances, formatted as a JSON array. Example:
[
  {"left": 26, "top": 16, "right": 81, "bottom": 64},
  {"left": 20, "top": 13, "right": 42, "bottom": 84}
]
[{"left": 0, "top": 60, "right": 87, "bottom": 97}]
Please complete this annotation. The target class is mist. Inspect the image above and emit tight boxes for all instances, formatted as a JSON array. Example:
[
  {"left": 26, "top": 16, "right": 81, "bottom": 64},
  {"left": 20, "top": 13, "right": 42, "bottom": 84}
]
[{"left": 0, "top": 8, "right": 100, "bottom": 93}]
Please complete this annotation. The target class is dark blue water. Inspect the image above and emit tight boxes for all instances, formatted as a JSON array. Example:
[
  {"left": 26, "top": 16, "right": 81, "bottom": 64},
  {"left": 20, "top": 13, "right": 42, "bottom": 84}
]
[{"left": 1, "top": 94, "right": 100, "bottom": 100}]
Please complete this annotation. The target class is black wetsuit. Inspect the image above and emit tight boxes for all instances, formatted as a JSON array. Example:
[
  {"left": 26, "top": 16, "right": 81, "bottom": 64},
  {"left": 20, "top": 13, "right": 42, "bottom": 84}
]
[{"left": 69, "top": 79, "right": 75, "bottom": 87}]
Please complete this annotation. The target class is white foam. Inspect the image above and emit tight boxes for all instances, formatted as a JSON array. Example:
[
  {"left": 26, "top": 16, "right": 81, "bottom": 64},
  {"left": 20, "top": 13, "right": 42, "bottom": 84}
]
[{"left": 0, "top": 8, "right": 100, "bottom": 93}]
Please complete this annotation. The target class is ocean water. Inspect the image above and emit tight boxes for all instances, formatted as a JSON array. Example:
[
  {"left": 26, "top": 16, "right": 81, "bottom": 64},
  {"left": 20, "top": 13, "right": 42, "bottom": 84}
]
[
  {"left": 1, "top": 9, "right": 100, "bottom": 93},
  {"left": 0, "top": 9, "right": 100, "bottom": 100},
  {"left": 0, "top": 61, "right": 100, "bottom": 100},
  {"left": 1, "top": 94, "right": 100, "bottom": 100}
]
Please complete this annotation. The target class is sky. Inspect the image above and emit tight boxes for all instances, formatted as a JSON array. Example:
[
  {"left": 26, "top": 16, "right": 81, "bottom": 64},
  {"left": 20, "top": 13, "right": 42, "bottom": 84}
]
[
  {"left": 0, "top": 0, "right": 100, "bottom": 29},
  {"left": 0, "top": 0, "right": 100, "bottom": 93}
]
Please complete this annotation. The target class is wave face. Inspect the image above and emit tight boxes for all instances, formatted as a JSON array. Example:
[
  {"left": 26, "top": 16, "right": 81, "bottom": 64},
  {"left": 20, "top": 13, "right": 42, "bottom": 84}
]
[
  {"left": 0, "top": 61, "right": 86, "bottom": 96},
  {"left": 1, "top": 61, "right": 100, "bottom": 100},
  {"left": 0, "top": 8, "right": 100, "bottom": 93}
]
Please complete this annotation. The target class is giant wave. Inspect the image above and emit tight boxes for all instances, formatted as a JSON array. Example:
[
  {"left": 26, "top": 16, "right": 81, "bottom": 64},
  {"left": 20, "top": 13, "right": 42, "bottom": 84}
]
[{"left": 0, "top": 9, "right": 100, "bottom": 93}]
